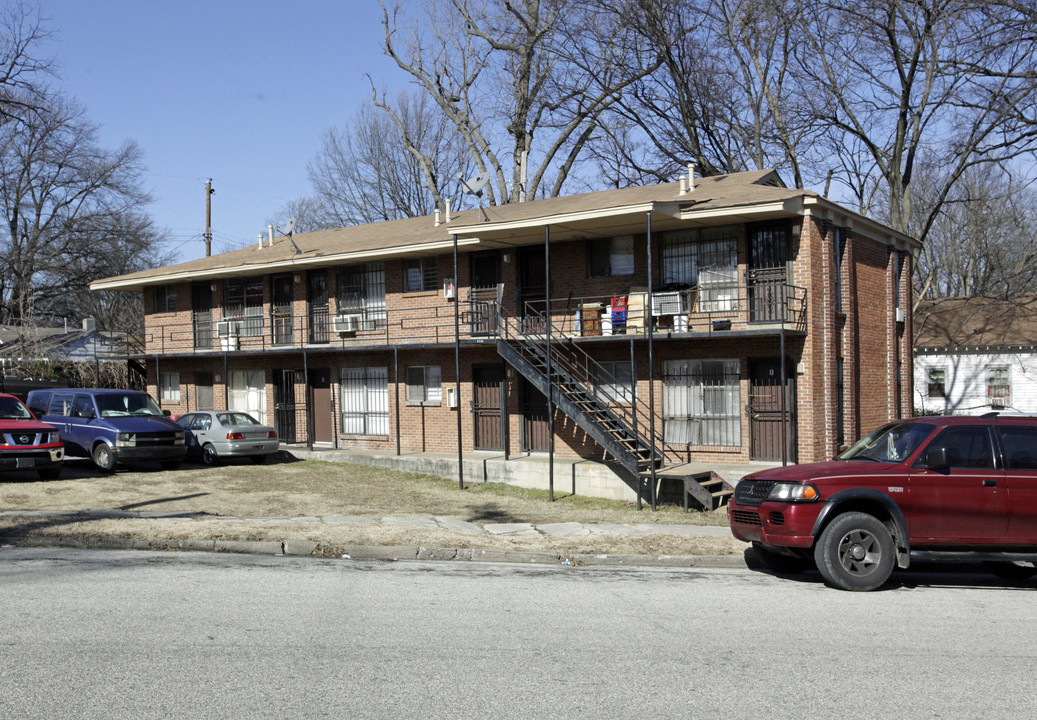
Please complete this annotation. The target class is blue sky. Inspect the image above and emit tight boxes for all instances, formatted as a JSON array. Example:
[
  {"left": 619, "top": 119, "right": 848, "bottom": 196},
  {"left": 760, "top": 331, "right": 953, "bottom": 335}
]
[{"left": 39, "top": 0, "right": 405, "bottom": 262}]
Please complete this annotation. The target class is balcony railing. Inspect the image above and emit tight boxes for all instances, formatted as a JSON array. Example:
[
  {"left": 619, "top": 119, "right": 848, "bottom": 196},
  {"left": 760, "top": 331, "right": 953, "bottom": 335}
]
[{"left": 141, "top": 279, "right": 807, "bottom": 356}]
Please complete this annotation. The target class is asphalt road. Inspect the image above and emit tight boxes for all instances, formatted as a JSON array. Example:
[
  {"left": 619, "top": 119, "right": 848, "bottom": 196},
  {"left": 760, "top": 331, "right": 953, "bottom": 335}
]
[{"left": 1, "top": 548, "right": 1034, "bottom": 719}]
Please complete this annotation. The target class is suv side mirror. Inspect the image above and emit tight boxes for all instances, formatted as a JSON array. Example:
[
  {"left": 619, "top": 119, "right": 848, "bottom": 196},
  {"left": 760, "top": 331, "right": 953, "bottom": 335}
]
[{"left": 925, "top": 445, "right": 949, "bottom": 472}]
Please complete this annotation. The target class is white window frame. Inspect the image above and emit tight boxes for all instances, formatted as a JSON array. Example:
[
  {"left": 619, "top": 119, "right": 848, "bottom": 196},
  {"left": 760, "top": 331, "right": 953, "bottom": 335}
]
[
  {"left": 406, "top": 365, "right": 442, "bottom": 406},
  {"left": 591, "top": 360, "right": 633, "bottom": 404},
  {"left": 159, "top": 371, "right": 181, "bottom": 403},
  {"left": 988, "top": 365, "right": 1011, "bottom": 408},
  {"left": 229, "top": 369, "right": 266, "bottom": 424},
  {"left": 587, "top": 236, "right": 634, "bottom": 277},
  {"left": 927, "top": 366, "right": 947, "bottom": 399}
]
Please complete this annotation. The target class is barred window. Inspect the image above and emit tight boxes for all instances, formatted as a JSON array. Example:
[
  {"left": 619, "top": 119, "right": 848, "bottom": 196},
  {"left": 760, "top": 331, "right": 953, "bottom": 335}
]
[
  {"left": 340, "top": 367, "right": 388, "bottom": 435},
  {"left": 660, "top": 227, "right": 738, "bottom": 310},
  {"left": 663, "top": 359, "right": 741, "bottom": 446},
  {"left": 224, "top": 279, "right": 264, "bottom": 337},
  {"left": 404, "top": 257, "right": 439, "bottom": 292},
  {"left": 338, "top": 263, "right": 387, "bottom": 329}
]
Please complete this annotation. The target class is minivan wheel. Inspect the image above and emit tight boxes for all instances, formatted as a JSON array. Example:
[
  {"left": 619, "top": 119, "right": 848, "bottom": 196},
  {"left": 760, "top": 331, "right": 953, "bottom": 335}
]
[
  {"left": 92, "top": 443, "right": 116, "bottom": 473},
  {"left": 814, "top": 512, "right": 895, "bottom": 591}
]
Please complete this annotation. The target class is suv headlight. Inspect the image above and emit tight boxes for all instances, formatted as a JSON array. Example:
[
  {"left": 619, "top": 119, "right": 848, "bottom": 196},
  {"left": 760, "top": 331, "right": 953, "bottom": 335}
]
[{"left": 767, "top": 482, "right": 820, "bottom": 502}]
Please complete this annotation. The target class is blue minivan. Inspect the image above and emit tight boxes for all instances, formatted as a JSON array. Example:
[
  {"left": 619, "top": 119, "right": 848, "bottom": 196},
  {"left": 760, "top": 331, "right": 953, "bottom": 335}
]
[{"left": 26, "top": 389, "right": 186, "bottom": 472}]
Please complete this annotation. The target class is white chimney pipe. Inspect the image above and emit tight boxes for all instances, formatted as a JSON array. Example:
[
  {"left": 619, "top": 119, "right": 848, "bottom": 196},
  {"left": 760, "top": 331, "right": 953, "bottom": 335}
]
[
  {"left": 688, "top": 163, "right": 697, "bottom": 191},
  {"left": 435, "top": 207, "right": 441, "bottom": 227},
  {"left": 258, "top": 234, "right": 264, "bottom": 249},
  {"left": 446, "top": 198, "right": 452, "bottom": 223},
  {"left": 268, "top": 224, "right": 275, "bottom": 246},
  {"left": 680, "top": 174, "right": 688, "bottom": 195}
]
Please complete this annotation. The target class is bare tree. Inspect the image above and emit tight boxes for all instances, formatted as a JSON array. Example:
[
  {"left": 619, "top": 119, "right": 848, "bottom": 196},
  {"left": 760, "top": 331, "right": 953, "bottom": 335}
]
[
  {"left": 0, "top": 95, "right": 161, "bottom": 328},
  {"left": 381, "top": 0, "right": 659, "bottom": 205},
  {"left": 913, "top": 164, "right": 1037, "bottom": 301},
  {"left": 790, "top": 0, "right": 1037, "bottom": 239},
  {"left": 0, "top": 1, "right": 53, "bottom": 127},
  {"left": 598, "top": 0, "right": 813, "bottom": 187}
]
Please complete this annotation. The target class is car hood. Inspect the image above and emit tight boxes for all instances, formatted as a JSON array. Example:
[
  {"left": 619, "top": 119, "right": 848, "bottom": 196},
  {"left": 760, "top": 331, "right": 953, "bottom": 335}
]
[
  {"left": 743, "top": 459, "right": 896, "bottom": 483},
  {"left": 101, "top": 416, "right": 182, "bottom": 433},
  {"left": 0, "top": 418, "right": 57, "bottom": 432}
]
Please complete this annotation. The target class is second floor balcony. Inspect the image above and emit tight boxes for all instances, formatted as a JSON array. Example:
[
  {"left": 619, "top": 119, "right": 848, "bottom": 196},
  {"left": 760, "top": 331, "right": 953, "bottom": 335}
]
[{"left": 142, "top": 274, "right": 807, "bottom": 357}]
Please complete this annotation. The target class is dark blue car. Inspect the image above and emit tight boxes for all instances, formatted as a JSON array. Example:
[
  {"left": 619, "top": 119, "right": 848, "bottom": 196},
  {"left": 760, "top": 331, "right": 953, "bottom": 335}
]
[{"left": 26, "top": 389, "right": 186, "bottom": 472}]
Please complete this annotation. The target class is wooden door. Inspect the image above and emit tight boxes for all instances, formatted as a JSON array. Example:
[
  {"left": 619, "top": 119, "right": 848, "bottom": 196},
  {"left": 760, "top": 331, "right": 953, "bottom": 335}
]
[
  {"left": 308, "top": 368, "right": 333, "bottom": 444},
  {"left": 517, "top": 246, "right": 547, "bottom": 333},
  {"left": 196, "top": 372, "right": 214, "bottom": 410},
  {"left": 519, "top": 378, "right": 550, "bottom": 452},
  {"left": 748, "top": 358, "right": 795, "bottom": 461},
  {"left": 472, "top": 364, "right": 505, "bottom": 450}
]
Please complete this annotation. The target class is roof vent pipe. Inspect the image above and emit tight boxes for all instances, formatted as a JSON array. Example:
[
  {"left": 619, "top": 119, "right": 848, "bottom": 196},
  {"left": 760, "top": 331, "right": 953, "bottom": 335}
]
[
  {"left": 679, "top": 173, "right": 688, "bottom": 195},
  {"left": 435, "top": 207, "right": 441, "bottom": 227},
  {"left": 446, "top": 197, "right": 452, "bottom": 223},
  {"left": 258, "top": 234, "right": 264, "bottom": 249},
  {"left": 688, "top": 163, "right": 697, "bottom": 191},
  {"left": 268, "top": 224, "right": 275, "bottom": 247}
]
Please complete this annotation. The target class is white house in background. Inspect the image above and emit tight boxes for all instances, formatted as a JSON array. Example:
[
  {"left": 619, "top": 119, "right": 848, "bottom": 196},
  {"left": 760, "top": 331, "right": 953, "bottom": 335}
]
[{"left": 914, "top": 295, "right": 1037, "bottom": 415}]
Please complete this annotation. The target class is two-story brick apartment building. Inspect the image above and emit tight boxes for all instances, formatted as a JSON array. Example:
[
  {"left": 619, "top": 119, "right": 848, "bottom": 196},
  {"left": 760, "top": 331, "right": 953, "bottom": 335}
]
[{"left": 91, "top": 169, "right": 917, "bottom": 506}]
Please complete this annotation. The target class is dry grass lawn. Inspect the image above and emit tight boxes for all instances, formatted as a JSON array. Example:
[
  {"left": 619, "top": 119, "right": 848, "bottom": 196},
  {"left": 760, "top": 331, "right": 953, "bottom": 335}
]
[{"left": 0, "top": 455, "right": 747, "bottom": 557}]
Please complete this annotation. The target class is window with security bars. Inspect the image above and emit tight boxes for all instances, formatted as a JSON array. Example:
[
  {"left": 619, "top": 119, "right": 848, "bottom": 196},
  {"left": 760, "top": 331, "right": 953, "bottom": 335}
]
[
  {"left": 340, "top": 367, "right": 388, "bottom": 435},
  {"left": 404, "top": 257, "right": 439, "bottom": 292},
  {"left": 988, "top": 366, "right": 1010, "bottom": 408},
  {"left": 662, "top": 359, "right": 741, "bottom": 446},
  {"left": 406, "top": 365, "right": 442, "bottom": 405},
  {"left": 224, "top": 278, "right": 264, "bottom": 337},
  {"left": 660, "top": 227, "right": 738, "bottom": 310},
  {"left": 337, "top": 263, "right": 387, "bottom": 329}
]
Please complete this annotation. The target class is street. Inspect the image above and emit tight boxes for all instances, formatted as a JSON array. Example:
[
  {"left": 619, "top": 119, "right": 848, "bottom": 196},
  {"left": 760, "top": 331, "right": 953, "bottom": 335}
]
[{"left": 1, "top": 548, "right": 1034, "bottom": 719}]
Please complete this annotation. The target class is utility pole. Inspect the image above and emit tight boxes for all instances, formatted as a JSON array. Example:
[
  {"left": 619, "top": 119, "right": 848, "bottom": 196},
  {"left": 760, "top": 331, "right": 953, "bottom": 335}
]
[{"left": 205, "top": 178, "right": 215, "bottom": 257}]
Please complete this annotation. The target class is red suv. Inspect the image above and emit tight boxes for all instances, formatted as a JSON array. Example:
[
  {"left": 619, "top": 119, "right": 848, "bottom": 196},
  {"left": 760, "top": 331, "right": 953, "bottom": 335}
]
[
  {"left": 728, "top": 414, "right": 1037, "bottom": 590},
  {"left": 0, "top": 393, "right": 64, "bottom": 480}
]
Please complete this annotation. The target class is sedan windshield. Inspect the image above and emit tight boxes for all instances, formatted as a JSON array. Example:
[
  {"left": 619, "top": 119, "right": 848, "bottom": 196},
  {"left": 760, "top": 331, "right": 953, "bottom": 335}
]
[{"left": 838, "top": 422, "right": 936, "bottom": 463}]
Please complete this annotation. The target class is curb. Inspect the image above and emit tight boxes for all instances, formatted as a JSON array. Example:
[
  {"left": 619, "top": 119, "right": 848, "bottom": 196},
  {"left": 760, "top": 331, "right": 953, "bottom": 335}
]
[{"left": 0, "top": 533, "right": 749, "bottom": 569}]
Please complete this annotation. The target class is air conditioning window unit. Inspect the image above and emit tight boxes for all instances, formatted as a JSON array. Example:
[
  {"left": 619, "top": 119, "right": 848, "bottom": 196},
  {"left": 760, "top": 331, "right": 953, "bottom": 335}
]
[
  {"left": 216, "top": 320, "right": 239, "bottom": 338},
  {"left": 333, "top": 314, "right": 362, "bottom": 333},
  {"left": 651, "top": 291, "right": 686, "bottom": 316}
]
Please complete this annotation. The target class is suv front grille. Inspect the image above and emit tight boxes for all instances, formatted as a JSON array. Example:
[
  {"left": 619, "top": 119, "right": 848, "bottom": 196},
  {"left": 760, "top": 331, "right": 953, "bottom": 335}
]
[
  {"left": 731, "top": 509, "right": 762, "bottom": 526},
  {"left": 1, "top": 432, "right": 51, "bottom": 447},
  {"left": 734, "top": 480, "right": 775, "bottom": 506}
]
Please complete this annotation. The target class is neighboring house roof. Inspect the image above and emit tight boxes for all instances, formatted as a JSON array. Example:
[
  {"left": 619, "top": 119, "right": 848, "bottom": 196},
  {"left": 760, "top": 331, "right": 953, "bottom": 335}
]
[
  {"left": 0, "top": 329, "right": 134, "bottom": 361},
  {"left": 91, "top": 168, "right": 917, "bottom": 292},
  {"left": 915, "top": 295, "right": 1037, "bottom": 353}
]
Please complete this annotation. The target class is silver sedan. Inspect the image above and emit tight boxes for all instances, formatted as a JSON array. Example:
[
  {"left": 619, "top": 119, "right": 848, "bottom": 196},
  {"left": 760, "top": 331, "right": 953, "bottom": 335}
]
[{"left": 176, "top": 411, "right": 279, "bottom": 465}]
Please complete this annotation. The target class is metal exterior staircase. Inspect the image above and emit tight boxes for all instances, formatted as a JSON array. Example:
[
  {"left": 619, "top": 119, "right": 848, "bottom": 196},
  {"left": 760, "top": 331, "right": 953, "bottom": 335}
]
[{"left": 497, "top": 316, "right": 732, "bottom": 510}]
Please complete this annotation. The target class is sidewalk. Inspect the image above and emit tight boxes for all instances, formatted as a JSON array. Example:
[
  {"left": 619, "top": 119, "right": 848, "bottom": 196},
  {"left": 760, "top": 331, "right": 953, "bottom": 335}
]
[{"left": 0, "top": 508, "right": 749, "bottom": 569}]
